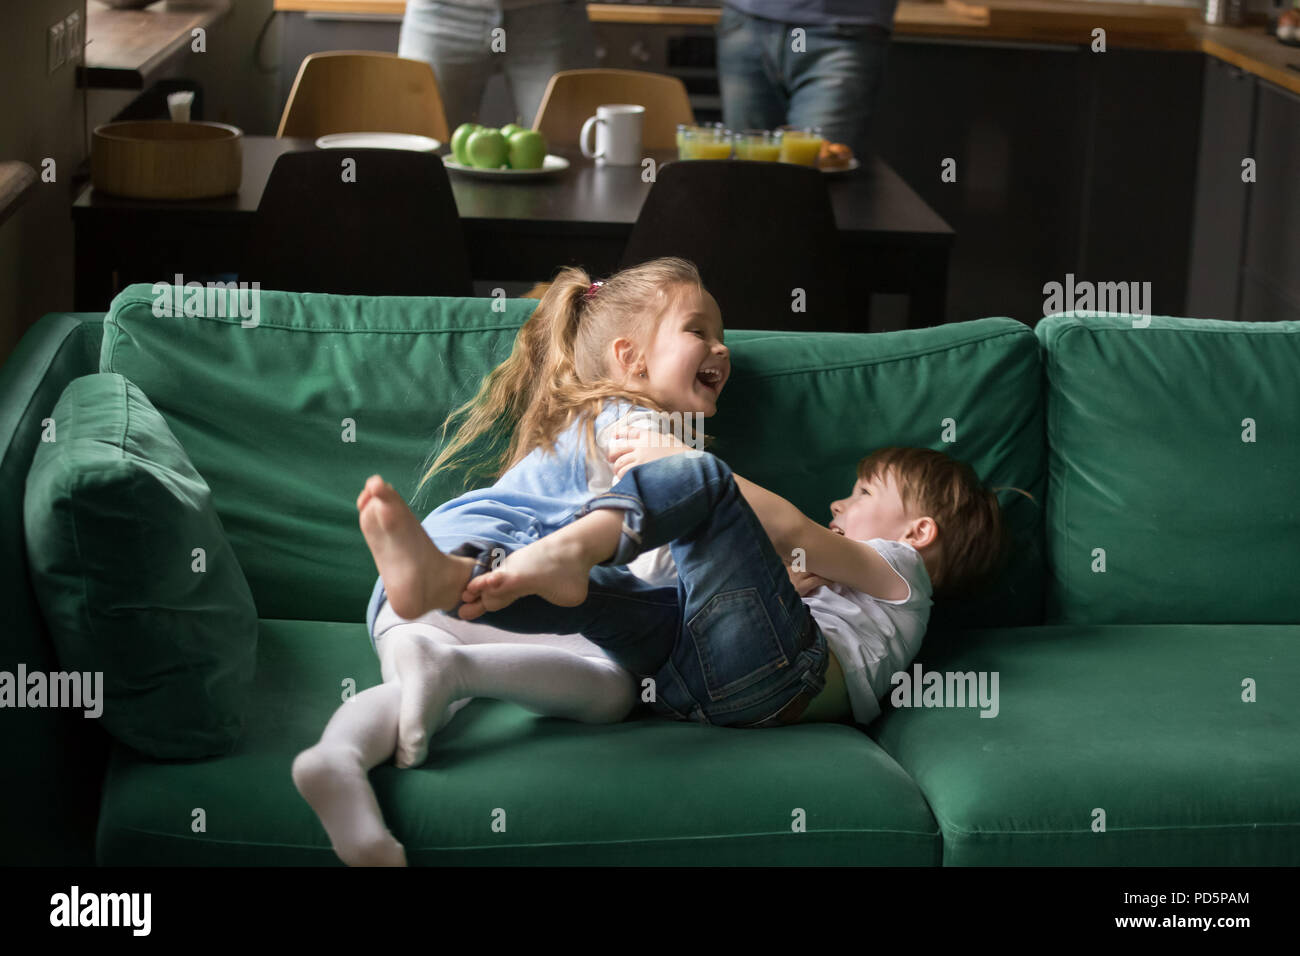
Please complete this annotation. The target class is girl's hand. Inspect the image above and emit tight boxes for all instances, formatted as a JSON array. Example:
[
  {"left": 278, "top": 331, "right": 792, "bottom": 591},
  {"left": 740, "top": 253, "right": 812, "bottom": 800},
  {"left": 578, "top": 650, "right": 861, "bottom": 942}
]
[
  {"left": 787, "top": 567, "right": 831, "bottom": 596},
  {"left": 607, "top": 427, "right": 692, "bottom": 481}
]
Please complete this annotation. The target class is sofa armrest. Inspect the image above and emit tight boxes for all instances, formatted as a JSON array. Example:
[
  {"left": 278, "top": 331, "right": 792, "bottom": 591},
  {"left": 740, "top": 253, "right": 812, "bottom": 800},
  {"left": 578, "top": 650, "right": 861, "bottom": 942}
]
[{"left": 0, "top": 312, "right": 111, "bottom": 864}]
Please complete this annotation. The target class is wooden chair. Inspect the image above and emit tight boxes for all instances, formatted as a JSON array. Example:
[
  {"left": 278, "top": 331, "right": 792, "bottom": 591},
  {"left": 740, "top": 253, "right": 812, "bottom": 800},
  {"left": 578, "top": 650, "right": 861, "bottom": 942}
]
[
  {"left": 532, "top": 69, "right": 693, "bottom": 150},
  {"left": 277, "top": 52, "right": 451, "bottom": 143},
  {"left": 618, "top": 160, "right": 853, "bottom": 332},
  {"left": 239, "top": 149, "right": 472, "bottom": 297}
]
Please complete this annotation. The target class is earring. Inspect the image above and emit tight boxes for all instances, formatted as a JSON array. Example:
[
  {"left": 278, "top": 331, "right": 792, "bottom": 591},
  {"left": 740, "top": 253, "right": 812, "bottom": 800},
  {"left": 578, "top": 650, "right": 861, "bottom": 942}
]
[{"left": 638, "top": 366, "right": 647, "bottom": 378}]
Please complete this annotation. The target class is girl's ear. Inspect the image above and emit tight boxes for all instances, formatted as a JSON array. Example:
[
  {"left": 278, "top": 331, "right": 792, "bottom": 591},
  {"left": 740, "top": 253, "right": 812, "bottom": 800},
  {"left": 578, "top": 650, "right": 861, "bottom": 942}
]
[{"left": 610, "top": 336, "right": 641, "bottom": 379}]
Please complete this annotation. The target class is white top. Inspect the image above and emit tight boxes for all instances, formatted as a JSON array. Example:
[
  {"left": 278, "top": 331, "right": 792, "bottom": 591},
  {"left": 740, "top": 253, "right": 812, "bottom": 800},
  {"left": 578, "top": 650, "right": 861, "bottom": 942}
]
[
  {"left": 587, "top": 408, "right": 681, "bottom": 587},
  {"left": 803, "top": 538, "right": 933, "bottom": 725}
]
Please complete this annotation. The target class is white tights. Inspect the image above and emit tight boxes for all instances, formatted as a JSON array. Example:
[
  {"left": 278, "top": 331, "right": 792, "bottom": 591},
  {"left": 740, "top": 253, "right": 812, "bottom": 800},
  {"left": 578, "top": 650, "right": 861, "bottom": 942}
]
[{"left": 291, "top": 603, "right": 639, "bottom": 866}]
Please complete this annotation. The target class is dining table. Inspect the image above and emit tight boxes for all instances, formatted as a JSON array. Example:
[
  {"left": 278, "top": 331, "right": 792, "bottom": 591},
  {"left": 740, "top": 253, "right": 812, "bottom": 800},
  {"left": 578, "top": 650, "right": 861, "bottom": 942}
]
[{"left": 71, "top": 137, "right": 953, "bottom": 328}]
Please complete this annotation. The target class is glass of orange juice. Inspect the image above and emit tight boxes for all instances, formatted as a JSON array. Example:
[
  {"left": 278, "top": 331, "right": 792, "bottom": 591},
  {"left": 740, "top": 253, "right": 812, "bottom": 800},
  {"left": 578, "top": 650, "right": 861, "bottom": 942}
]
[
  {"left": 734, "top": 129, "right": 782, "bottom": 162},
  {"left": 778, "top": 125, "right": 824, "bottom": 166},
  {"left": 678, "top": 125, "right": 727, "bottom": 160},
  {"left": 693, "top": 126, "right": 734, "bottom": 159}
]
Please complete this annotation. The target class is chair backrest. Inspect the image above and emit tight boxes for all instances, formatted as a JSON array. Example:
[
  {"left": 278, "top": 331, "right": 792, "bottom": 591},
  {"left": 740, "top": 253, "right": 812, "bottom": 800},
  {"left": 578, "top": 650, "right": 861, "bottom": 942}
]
[
  {"left": 239, "top": 149, "right": 473, "bottom": 297},
  {"left": 533, "top": 69, "right": 693, "bottom": 150},
  {"left": 619, "top": 160, "right": 853, "bottom": 332},
  {"left": 277, "top": 52, "right": 451, "bottom": 143}
]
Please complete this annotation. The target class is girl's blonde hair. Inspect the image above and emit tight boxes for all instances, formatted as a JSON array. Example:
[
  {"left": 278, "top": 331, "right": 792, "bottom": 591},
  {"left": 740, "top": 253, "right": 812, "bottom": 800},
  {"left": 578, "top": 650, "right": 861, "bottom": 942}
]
[{"left": 417, "top": 256, "right": 705, "bottom": 495}]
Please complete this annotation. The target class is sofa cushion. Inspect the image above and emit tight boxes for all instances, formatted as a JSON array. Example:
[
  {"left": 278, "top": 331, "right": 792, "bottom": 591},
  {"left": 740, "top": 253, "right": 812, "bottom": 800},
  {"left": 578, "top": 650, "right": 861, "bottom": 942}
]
[
  {"left": 101, "top": 285, "right": 1045, "bottom": 627},
  {"left": 1036, "top": 312, "right": 1300, "bottom": 625},
  {"left": 872, "top": 623, "right": 1300, "bottom": 865},
  {"left": 23, "top": 372, "right": 257, "bottom": 758},
  {"left": 95, "top": 619, "right": 942, "bottom": 865},
  {"left": 100, "top": 286, "right": 542, "bottom": 623},
  {"left": 708, "top": 319, "right": 1047, "bottom": 630}
]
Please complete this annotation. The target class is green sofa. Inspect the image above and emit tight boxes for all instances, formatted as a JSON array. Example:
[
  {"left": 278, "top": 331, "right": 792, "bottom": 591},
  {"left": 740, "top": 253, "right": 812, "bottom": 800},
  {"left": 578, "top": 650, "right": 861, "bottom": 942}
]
[{"left": 3, "top": 285, "right": 1297, "bottom": 866}]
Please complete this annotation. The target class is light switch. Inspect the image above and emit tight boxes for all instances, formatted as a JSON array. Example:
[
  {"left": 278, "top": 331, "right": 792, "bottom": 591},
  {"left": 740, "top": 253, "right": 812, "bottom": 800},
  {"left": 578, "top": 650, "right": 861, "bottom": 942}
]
[
  {"left": 48, "top": 21, "right": 65, "bottom": 75},
  {"left": 65, "top": 12, "right": 81, "bottom": 66}
]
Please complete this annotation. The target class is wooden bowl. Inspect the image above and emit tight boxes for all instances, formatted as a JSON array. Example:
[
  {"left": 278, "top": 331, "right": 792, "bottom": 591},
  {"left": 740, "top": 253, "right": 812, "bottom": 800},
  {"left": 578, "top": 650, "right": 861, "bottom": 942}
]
[{"left": 92, "top": 121, "right": 242, "bottom": 200}]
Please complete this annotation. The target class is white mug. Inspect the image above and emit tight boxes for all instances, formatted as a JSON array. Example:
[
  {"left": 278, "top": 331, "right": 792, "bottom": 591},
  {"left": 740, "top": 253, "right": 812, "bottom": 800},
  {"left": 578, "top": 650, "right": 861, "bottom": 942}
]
[{"left": 580, "top": 104, "right": 645, "bottom": 166}]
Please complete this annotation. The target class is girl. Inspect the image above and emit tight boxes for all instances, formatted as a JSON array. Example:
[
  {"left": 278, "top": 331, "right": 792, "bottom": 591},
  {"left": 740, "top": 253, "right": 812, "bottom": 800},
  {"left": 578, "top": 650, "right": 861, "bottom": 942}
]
[{"left": 293, "top": 256, "right": 731, "bottom": 866}]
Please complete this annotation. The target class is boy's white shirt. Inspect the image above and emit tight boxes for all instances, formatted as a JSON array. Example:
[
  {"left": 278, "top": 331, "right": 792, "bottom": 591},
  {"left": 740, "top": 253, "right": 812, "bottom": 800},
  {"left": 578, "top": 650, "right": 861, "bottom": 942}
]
[
  {"left": 803, "top": 538, "right": 933, "bottom": 725},
  {"left": 587, "top": 413, "right": 933, "bottom": 725}
]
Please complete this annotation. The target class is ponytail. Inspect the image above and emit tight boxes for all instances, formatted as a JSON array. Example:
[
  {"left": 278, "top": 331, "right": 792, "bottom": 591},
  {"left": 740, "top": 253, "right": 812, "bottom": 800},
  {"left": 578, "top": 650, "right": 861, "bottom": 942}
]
[{"left": 416, "top": 272, "right": 588, "bottom": 494}]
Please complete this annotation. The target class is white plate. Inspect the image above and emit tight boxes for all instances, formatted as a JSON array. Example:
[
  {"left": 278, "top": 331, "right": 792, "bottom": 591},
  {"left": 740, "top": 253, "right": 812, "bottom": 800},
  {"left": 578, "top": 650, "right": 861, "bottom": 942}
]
[
  {"left": 315, "top": 132, "right": 441, "bottom": 152},
  {"left": 441, "top": 154, "right": 570, "bottom": 179},
  {"left": 819, "top": 157, "right": 860, "bottom": 176}
]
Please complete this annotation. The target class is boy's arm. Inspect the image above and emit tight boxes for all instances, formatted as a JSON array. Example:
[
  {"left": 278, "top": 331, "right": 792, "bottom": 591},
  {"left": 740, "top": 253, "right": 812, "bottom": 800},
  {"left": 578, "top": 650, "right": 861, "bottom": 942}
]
[{"left": 732, "top": 475, "right": 911, "bottom": 602}]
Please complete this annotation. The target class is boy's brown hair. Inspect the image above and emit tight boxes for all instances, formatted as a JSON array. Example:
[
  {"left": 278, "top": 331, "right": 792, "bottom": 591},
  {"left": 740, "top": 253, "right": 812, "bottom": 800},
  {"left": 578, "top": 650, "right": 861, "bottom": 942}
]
[{"left": 857, "top": 447, "right": 1025, "bottom": 600}]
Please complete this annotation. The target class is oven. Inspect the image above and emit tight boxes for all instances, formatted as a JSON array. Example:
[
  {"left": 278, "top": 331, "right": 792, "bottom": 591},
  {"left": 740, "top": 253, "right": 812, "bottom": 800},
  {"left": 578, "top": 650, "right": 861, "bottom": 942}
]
[{"left": 589, "top": 2, "right": 725, "bottom": 122}]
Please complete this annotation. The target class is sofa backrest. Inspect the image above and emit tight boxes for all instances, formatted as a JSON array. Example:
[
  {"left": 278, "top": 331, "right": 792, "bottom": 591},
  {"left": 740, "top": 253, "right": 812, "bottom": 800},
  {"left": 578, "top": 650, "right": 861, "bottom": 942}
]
[
  {"left": 100, "top": 285, "right": 1047, "bottom": 628},
  {"left": 1037, "top": 312, "right": 1300, "bottom": 625},
  {"left": 705, "top": 321, "right": 1047, "bottom": 632}
]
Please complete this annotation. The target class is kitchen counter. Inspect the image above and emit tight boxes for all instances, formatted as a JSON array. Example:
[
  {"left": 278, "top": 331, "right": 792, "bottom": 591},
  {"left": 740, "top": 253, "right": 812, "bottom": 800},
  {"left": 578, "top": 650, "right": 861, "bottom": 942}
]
[
  {"left": 268, "top": 0, "right": 1300, "bottom": 96},
  {"left": 84, "top": 0, "right": 232, "bottom": 89}
]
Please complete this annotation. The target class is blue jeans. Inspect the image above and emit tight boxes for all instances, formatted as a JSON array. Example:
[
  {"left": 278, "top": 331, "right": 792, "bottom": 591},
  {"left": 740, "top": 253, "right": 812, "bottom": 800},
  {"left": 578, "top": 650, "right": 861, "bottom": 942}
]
[
  {"left": 715, "top": 5, "right": 892, "bottom": 160},
  {"left": 399, "top": 0, "right": 596, "bottom": 129},
  {"left": 451, "top": 453, "right": 829, "bottom": 728}
]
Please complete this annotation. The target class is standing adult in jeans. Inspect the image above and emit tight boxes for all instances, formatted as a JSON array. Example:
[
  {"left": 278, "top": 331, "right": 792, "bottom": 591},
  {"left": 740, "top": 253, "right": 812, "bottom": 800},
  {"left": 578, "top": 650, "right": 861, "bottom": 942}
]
[
  {"left": 399, "top": 0, "right": 597, "bottom": 130},
  {"left": 716, "top": 0, "right": 895, "bottom": 160}
]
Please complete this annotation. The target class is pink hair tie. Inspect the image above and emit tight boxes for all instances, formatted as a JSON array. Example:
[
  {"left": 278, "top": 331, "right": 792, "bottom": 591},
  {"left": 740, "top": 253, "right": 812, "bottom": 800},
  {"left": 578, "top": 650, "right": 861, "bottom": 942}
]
[{"left": 584, "top": 281, "right": 604, "bottom": 299}]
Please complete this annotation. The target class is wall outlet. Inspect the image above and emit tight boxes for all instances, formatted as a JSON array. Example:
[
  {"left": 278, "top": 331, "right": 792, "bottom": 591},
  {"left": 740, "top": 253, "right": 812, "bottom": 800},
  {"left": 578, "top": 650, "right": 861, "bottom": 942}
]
[
  {"left": 48, "top": 21, "right": 66, "bottom": 75},
  {"left": 64, "top": 12, "right": 82, "bottom": 66}
]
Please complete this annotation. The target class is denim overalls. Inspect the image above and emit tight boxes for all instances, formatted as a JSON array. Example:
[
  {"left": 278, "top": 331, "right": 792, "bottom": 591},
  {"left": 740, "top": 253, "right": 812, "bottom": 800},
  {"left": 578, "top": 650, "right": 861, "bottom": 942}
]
[{"left": 366, "top": 403, "right": 828, "bottom": 728}]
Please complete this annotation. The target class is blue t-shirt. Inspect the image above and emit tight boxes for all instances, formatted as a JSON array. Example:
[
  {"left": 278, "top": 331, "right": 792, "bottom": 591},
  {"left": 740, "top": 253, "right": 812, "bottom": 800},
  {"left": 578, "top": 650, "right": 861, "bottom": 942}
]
[
  {"left": 364, "top": 398, "right": 655, "bottom": 635},
  {"left": 725, "top": 0, "right": 898, "bottom": 29}
]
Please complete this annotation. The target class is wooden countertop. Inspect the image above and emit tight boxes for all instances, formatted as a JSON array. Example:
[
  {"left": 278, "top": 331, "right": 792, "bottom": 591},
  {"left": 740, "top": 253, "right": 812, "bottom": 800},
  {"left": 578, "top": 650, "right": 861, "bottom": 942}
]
[
  {"left": 0, "top": 162, "right": 38, "bottom": 230},
  {"left": 270, "top": 0, "right": 1300, "bottom": 96},
  {"left": 84, "top": 0, "right": 232, "bottom": 89}
]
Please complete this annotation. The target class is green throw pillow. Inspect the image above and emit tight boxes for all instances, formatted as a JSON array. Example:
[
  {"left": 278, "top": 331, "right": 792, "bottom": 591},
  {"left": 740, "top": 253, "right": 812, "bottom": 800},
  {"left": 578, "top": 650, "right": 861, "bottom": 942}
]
[{"left": 23, "top": 372, "right": 257, "bottom": 758}]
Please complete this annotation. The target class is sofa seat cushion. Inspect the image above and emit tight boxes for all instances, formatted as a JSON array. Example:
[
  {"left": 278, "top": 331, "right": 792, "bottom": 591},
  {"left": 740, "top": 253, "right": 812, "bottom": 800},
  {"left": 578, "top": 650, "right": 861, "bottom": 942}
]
[
  {"left": 872, "top": 623, "right": 1300, "bottom": 865},
  {"left": 96, "top": 619, "right": 941, "bottom": 865}
]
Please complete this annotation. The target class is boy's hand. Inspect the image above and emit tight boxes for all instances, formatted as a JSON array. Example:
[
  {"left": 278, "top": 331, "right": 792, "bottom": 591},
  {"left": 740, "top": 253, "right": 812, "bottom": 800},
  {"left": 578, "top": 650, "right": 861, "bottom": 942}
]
[
  {"left": 787, "top": 567, "right": 831, "bottom": 596},
  {"left": 607, "top": 427, "right": 692, "bottom": 481}
]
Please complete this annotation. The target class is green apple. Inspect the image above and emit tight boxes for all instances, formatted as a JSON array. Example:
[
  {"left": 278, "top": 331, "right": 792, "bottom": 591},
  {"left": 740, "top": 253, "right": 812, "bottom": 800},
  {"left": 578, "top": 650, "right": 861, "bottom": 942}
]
[
  {"left": 507, "top": 129, "right": 547, "bottom": 170},
  {"left": 466, "top": 128, "right": 508, "bottom": 169},
  {"left": 451, "top": 123, "right": 481, "bottom": 165},
  {"left": 500, "top": 123, "right": 525, "bottom": 142}
]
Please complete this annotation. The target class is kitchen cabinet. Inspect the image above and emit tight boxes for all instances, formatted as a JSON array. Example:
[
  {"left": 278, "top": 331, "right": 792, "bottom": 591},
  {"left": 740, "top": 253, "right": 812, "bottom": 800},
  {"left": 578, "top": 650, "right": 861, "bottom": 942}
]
[
  {"left": 1238, "top": 80, "right": 1300, "bottom": 323},
  {"left": 871, "top": 40, "right": 1201, "bottom": 325},
  {"left": 1186, "top": 57, "right": 1256, "bottom": 321}
]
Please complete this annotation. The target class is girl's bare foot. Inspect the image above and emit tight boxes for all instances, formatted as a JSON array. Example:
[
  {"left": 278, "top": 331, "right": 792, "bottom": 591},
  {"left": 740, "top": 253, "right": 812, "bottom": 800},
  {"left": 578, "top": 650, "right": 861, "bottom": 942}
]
[
  {"left": 358, "top": 475, "right": 476, "bottom": 619},
  {"left": 459, "top": 509, "right": 623, "bottom": 619}
]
